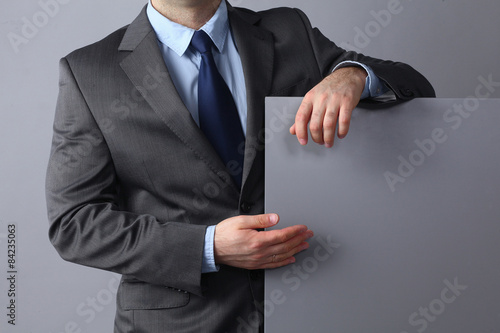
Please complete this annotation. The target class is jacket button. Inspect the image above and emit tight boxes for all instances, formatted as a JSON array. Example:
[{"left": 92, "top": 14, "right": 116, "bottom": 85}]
[
  {"left": 240, "top": 202, "right": 252, "bottom": 214},
  {"left": 400, "top": 88, "right": 414, "bottom": 98}
]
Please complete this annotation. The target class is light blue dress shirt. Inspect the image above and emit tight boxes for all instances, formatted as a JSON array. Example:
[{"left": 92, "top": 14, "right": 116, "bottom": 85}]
[
  {"left": 146, "top": 1, "right": 248, "bottom": 135},
  {"left": 146, "top": 0, "right": 392, "bottom": 273}
]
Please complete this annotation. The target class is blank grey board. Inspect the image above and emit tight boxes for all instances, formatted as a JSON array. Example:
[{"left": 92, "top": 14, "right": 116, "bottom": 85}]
[{"left": 264, "top": 97, "right": 500, "bottom": 333}]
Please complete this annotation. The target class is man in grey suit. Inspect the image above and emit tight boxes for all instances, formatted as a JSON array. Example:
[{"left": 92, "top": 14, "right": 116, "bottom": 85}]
[{"left": 46, "top": 0, "right": 435, "bottom": 332}]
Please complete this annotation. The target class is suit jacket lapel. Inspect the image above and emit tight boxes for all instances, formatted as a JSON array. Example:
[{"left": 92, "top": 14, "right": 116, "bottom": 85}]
[
  {"left": 227, "top": 4, "right": 275, "bottom": 189},
  {"left": 117, "top": 5, "right": 274, "bottom": 194},
  {"left": 118, "top": 7, "right": 237, "bottom": 190}
]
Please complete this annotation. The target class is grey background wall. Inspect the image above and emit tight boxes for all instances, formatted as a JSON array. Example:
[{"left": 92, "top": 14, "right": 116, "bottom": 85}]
[{"left": 0, "top": 0, "right": 498, "bottom": 331}]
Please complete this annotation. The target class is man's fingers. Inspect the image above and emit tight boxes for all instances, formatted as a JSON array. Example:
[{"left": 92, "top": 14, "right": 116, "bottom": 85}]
[
  {"left": 336, "top": 90, "right": 358, "bottom": 139},
  {"left": 290, "top": 67, "right": 366, "bottom": 148},
  {"left": 294, "top": 99, "right": 313, "bottom": 145},
  {"left": 259, "top": 240, "right": 310, "bottom": 269},
  {"left": 237, "top": 213, "right": 279, "bottom": 230},
  {"left": 323, "top": 106, "right": 339, "bottom": 148},
  {"left": 308, "top": 101, "right": 327, "bottom": 145},
  {"left": 267, "top": 239, "right": 310, "bottom": 262},
  {"left": 268, "top": 226, "right": 313, "bottom": 257},
  {"left": 337, "top": 105, "right": 353, "bottom": 139},
  {"left": 214, "top": 214, "right": 313, "bottom": 270},
  {"left": 259, "top": 256, "right": 297, "bottom": 270},
  {"left": 261, "top": 224, "right": 310, "bottom": 244}
]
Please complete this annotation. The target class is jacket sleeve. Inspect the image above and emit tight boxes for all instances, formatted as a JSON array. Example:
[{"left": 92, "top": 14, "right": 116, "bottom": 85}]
[
  {"left": 45, "top": 58, "right": 207, "bottom": 296},
  {"left": 293, "top": 8, "right": 436, "bottom": 99}
]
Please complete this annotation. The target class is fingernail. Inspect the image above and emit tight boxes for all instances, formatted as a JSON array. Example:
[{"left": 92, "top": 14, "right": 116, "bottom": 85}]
[
  {"left": 270, "top": 214, "right": 279, "bottom": 225},
  {"left": 299, "top": 139, "right": 307, "bottom": 145}
]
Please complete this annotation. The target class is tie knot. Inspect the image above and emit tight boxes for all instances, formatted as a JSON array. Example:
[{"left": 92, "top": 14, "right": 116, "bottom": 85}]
[{"left": 191, "top": 30, "right": 214, "bottom": 54}]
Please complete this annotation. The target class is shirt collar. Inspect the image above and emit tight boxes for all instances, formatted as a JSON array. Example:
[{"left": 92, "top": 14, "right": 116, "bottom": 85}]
[{"left": 146, "top": 0, "right": 229, "bottom": 57}]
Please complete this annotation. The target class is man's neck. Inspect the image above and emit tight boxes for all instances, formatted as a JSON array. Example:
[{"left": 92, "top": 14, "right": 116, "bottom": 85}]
[{"left": 151, "top": 0, "right": 222, "bottom": 30}]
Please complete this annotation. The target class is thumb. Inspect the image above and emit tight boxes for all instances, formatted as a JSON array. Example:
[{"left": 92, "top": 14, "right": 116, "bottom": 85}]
[{"left": 242, "top": 214, "right": 280, "bottom": 230}]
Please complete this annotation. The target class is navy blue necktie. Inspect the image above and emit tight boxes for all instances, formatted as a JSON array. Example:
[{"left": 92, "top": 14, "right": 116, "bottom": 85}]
[{"left": 191, "top": 30, "right": 245, "bottom": 187}]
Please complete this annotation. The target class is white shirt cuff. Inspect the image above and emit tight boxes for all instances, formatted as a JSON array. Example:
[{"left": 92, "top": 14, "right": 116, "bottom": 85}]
[{"left": 201, "top": 225, "right": 219, "bottom": 273}]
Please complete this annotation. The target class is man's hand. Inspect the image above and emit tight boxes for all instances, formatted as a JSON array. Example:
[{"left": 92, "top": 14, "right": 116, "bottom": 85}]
[
  {"left": 290, "top": 67, "right": 367, "bottom": 148},
  {"left": 214, "top": 214, "right": 313, "bottom": 270}
]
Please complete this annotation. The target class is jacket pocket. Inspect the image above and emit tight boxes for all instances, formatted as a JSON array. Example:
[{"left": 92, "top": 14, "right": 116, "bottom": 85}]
[{"left": 118, "top": 279, "right": 190, "bottom": 310}]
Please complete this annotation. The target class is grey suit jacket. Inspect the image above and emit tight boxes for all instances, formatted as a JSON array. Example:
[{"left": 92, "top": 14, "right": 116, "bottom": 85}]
[{"left": 46, "top": 3, "right": 435, "bottom": 332}]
